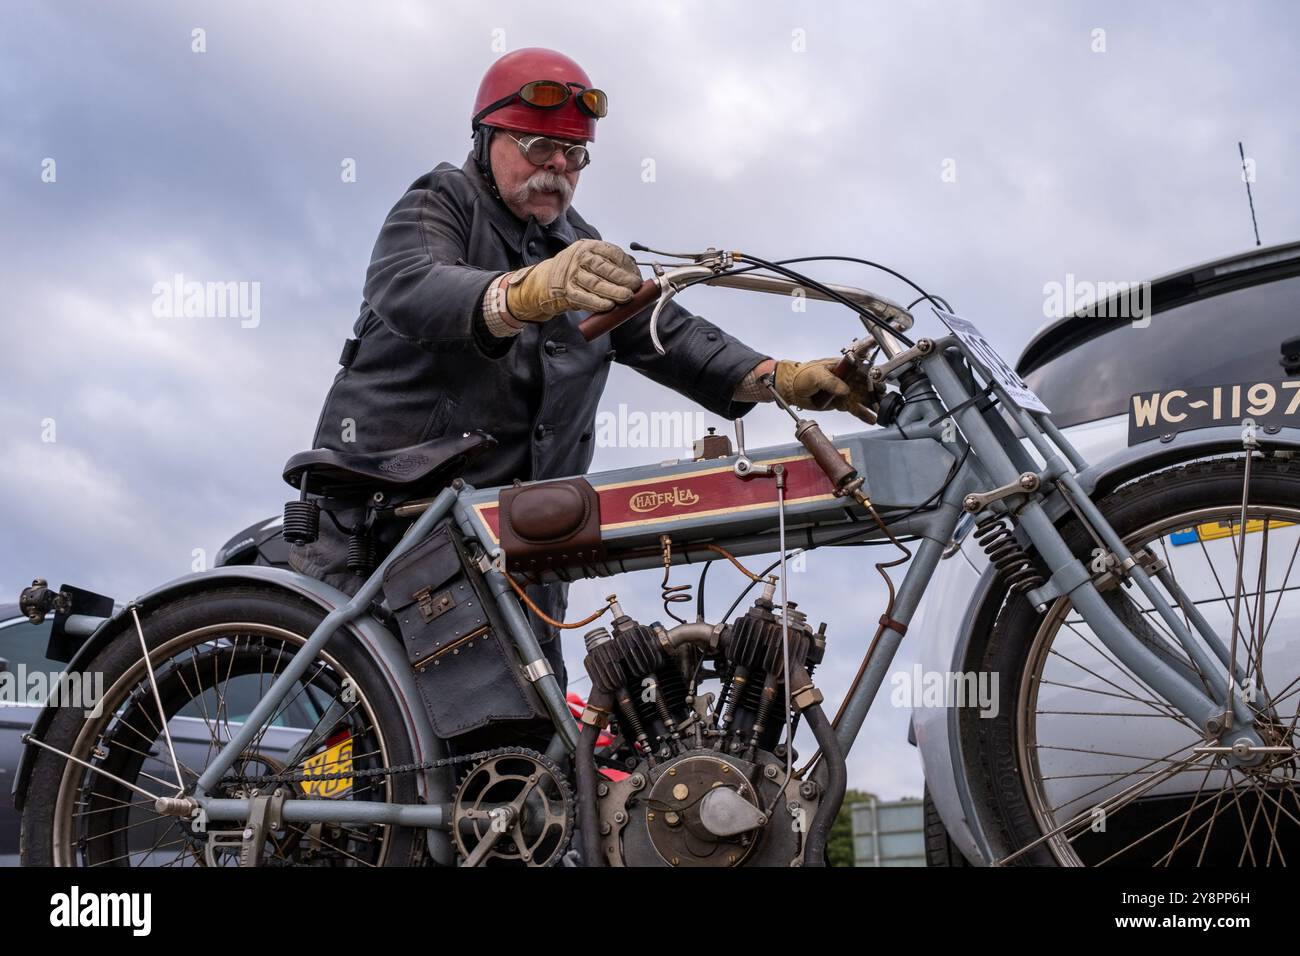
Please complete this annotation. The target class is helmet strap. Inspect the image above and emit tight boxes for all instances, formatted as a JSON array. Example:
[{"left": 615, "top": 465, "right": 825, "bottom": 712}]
[{"left": 473, "top": 125, "right": 502, "bottom": 201}]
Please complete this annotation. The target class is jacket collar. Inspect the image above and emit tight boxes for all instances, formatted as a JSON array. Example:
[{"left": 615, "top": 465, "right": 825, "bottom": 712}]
[{"left": 462, "top": 153, "right": 586, "bottom": 252}]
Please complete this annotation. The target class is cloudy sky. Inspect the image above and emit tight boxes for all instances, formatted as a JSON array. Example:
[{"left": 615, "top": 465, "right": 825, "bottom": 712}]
[{"left": 2, "top": 0, "right": 1297, "bottom": 799}]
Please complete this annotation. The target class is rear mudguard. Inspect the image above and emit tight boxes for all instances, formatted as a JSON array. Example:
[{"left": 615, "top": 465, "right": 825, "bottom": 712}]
[
  {"left": 930, "top": 425, "right": 1300, "bottom": 864},
  {"left": 11, "top": 565, "right": 453, "bottom": 864}
]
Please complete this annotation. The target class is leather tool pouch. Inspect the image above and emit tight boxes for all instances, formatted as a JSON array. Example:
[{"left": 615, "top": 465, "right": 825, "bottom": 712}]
[
  {"left": 382, "top": 521, "right": 545, "bottom": 738},
  {"left": 498, "top": 477, "right": 604, "bottom": 573}
]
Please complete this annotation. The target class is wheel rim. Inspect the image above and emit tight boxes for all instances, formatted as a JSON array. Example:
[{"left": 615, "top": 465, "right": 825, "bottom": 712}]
[
  {"left": 50, "top": 622, "right": 404, "bottom": 867},
  {"left": 1017, "top": 503, "right": 1300, "bottom": 866}
]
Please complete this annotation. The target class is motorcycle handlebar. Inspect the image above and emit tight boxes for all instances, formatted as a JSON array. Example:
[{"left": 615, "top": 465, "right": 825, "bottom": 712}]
[{"left": 578, "top": 279, "right": 660, "bottom": 342}]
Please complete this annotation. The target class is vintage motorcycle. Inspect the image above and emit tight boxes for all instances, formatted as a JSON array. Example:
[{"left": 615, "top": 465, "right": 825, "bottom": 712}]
[{"left": 14, "top": 245, "right": 1300, "bottom": 867}]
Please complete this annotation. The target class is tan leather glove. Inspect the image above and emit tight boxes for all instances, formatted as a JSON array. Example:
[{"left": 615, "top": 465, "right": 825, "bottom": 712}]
[
  {"left": 505, "top": 239, "right": 642, "bottom": 323},
  {"left": 773, "top": 358, "right": 886, "bottom": 423}
]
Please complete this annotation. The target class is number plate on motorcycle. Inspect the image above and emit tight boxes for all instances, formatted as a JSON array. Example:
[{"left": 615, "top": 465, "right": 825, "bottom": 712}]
[
  {"left": 1128, "top": 379, "right": 1300, "bottom": 445},
  {"left": 299, "top": 737, "right": 353, "bottom": 798},
  {"left": 935, "top": 310, "right": 1051, "bottom": 414}
]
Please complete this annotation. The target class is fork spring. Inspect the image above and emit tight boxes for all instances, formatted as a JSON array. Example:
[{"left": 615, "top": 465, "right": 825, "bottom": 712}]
[{"left": 974, "top": 514, "right": 1044, "bottom": 595}]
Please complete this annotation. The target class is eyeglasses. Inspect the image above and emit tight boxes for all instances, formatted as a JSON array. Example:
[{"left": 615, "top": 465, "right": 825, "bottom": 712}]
[
  {"left": 505, "top": 132, "right": 591, "bottom": 170},
  {"left": 473, "top": 80, "right": 608, "bottom": 127}
]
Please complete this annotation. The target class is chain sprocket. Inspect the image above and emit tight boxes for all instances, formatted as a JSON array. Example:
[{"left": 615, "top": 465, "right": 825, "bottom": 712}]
[{"left": 452, "top": 747, "right": 574, "bottom": 867}]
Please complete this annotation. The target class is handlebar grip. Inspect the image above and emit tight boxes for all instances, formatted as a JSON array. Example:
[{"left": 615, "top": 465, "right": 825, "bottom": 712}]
[
  {"left": 578, "top": 279, "right": 659, "bottom": 342},
  {"left": 808, "top": 354, "right": 853, "bottom": 409}
]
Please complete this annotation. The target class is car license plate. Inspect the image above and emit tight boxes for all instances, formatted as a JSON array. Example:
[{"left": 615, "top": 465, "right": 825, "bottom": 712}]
[
  {"left": 299, "top": 737, "right": 353, "bottom": 798},
  {"left": 1170, "top": 517, "right": 1293, "bottom": 546},
  {"left": 1128, "top": 379, "right": 1300, "bottom": 445},
  {"left": 934, "top": 310, "right": 1051, "bottom": 414}
]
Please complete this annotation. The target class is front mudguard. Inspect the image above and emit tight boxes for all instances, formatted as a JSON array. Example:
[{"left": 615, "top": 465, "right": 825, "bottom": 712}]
[{"left": 11, "top": 564, "right": 454, "bottom": 864}]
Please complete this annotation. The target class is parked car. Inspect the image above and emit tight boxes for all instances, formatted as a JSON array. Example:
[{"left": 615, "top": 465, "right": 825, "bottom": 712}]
[{"left": 912, "top": 240, "right": 1300, "bottom": 865}]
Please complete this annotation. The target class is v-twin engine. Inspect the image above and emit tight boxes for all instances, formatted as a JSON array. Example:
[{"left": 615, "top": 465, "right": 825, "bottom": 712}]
[{"left": 580, "top": 591, "right": 835, "bottom": 867}]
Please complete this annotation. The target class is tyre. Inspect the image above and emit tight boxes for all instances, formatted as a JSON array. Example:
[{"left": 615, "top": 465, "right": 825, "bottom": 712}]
[
  {"left": 21, "top": 585, "right": 424, "bottom": 866},
  {"left": 923, "top": 786, "right": 971, "bottom": 866},
  {"left": 971, "top": 457, "right": 1300, "bottom": 866}
]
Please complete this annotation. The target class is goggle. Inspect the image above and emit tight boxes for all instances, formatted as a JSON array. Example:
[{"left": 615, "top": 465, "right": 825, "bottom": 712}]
[
  {"left": 505, "top": 132, "right": 591, "bottom": 170},
  {"left": 473, "top": 80, "right": 608, "bottom": 127}
]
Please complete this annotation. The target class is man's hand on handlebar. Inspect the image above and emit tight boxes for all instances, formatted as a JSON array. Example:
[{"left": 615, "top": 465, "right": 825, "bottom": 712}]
[
  {"left": 773, "top": 357, "right": 885, "bottom": 423},
  {"left": 504, "top": 239, "right": 642, "bottom": 323}
]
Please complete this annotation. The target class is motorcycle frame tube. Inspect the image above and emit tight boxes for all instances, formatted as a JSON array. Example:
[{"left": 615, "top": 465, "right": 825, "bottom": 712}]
[
  {"left": 922, "top": 349, "right": 1259, "bottom": 748},
  {"left": 450, "top": 494, "right": 581, "bottom": 752}
]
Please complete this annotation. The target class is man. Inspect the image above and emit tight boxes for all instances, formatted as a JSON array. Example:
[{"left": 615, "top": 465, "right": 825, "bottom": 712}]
[{"left": 289, "top": 47, "right": 880, "bottom": 679}]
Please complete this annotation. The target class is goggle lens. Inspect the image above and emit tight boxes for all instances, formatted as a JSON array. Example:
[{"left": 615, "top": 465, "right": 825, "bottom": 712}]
[
  {"left": 519, "top": 80, "right": 570, "bottom": 108},
  {"left": 577, "top": 88, "right": 607, "bottom": 118},
  {"left": 521, "top": 136, "right": 590, "bottom": 169}
]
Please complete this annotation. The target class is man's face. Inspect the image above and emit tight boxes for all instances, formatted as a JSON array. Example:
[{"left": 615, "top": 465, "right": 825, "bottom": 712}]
[{"left": 489, "top": 129, "right": 583, "bottom": 226}]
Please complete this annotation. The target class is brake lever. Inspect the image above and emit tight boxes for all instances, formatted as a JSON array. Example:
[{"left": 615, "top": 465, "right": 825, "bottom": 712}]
[{"left": 807, "top": 336, "right": 878, "bottom": 409}]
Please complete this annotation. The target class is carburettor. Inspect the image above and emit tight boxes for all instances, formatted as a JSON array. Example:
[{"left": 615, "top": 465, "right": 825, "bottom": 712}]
[{"left": 581, "top": 592, "right": 829, "bottom": 867}]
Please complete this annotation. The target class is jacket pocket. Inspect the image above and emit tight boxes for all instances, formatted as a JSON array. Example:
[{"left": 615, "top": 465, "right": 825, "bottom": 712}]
[{"left": 419, "top": 393, "right": 458, "bottom": 442}]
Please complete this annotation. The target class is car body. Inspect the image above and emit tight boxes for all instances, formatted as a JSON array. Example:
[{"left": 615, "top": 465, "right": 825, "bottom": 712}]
[{"left": 911, "top": 240, "right": 1300, "bottom": 864}]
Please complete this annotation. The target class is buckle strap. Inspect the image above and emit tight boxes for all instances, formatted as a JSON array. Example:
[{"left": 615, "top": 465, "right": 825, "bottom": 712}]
[{"left": 339, "top": 337, "right": 360, "bottom": 367}]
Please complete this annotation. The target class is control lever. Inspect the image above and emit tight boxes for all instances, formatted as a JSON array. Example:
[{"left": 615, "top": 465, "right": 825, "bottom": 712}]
[
  {"left": 807, "top": 337, "right": 877, "bottom": 415},
  {"left": 733, "top": 417, "right": 772, "bottom": 479},
  {"left": 764, "top": 376, "right": 871, "bottom": 507}
]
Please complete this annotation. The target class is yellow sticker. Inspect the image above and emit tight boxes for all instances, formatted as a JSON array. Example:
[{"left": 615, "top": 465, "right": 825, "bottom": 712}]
[{"left": 299, "top": 738, "right": 353, "bottom": 798}]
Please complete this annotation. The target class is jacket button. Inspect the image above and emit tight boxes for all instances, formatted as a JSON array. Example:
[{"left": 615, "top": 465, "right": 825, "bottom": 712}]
[
  {"left": 544, "top": 340, "right": 567, "bottom": 356},
  {"left": 527, "top": 241, "right": 539, "bottom": 256},
  {"left": 535, "top": 423, "right": 548, "bottom": 438},
  {"left": 706, "top": 331, "right": 719, "bottom": 342}
]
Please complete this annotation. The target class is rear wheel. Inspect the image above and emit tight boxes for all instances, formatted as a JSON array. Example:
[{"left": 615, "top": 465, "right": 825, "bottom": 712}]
[
  {"left": 973, "top": 457, "right": 1300, "bottom": 866},
  {"left": 21, "top": 586, "right": 424, "bottom": 867}
]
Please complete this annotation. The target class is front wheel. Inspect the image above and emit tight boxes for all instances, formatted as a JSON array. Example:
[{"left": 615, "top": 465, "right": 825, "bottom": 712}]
[
  {"left": 21, "top": 586, "right": 425, "bottom": 867},
  {"left": 972, "top": 457, "right": 1300, "bottom": 866}
]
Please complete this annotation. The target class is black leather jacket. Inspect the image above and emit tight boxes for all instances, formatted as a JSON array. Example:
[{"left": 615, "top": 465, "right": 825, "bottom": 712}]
[{"left": 307, "top": 153, "right": 768, "bottom": 489}]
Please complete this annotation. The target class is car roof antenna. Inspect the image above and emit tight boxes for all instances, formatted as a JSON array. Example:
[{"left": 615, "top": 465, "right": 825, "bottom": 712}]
[{"left": 1238, "top": 141, "right": 1262, "bottom": 247}]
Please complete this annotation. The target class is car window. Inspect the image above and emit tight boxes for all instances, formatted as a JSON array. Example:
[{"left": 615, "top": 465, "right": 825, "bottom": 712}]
[
  {"left": 0, "top": 618, "right": 61, "bottom": 704},
  {"left": 0, "top": 618, "right": 317, "bottom": 727},
  {"left": 1022, "top": 274, "right": 1300, "bottom": 429}
]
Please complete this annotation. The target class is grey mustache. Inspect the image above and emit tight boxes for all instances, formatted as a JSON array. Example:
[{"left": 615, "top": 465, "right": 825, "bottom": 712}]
[{"left": 514, "top": 169, "right": 573, "bottom": 203}]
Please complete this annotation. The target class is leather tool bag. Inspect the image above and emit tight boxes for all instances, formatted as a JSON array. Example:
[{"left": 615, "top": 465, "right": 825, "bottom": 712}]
[
  {"left": 381, "top": 521, "right": 545, "bottom": 738},
  {"left": 498, "top": 477, "right": 604, "bottom": 573}
]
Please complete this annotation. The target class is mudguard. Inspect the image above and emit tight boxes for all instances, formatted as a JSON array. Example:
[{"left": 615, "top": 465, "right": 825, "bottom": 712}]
[{"left": 11, "top": 565, "right": 454, "bottom": 864}]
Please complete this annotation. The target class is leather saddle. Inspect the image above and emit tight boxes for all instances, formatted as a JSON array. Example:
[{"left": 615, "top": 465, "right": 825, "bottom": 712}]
[{"left": 282, "top": 430, "right": 496, "bottom": 497}]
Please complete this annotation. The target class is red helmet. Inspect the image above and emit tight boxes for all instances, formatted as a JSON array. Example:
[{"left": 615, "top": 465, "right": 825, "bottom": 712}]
[{"left": 471, "top": 48, "right": 605, "bottom": 142}]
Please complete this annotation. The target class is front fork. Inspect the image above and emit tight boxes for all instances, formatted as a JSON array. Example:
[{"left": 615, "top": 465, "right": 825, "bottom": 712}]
[{"left": 918, "top": 347, "right": 1273, "bottom": 764}]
